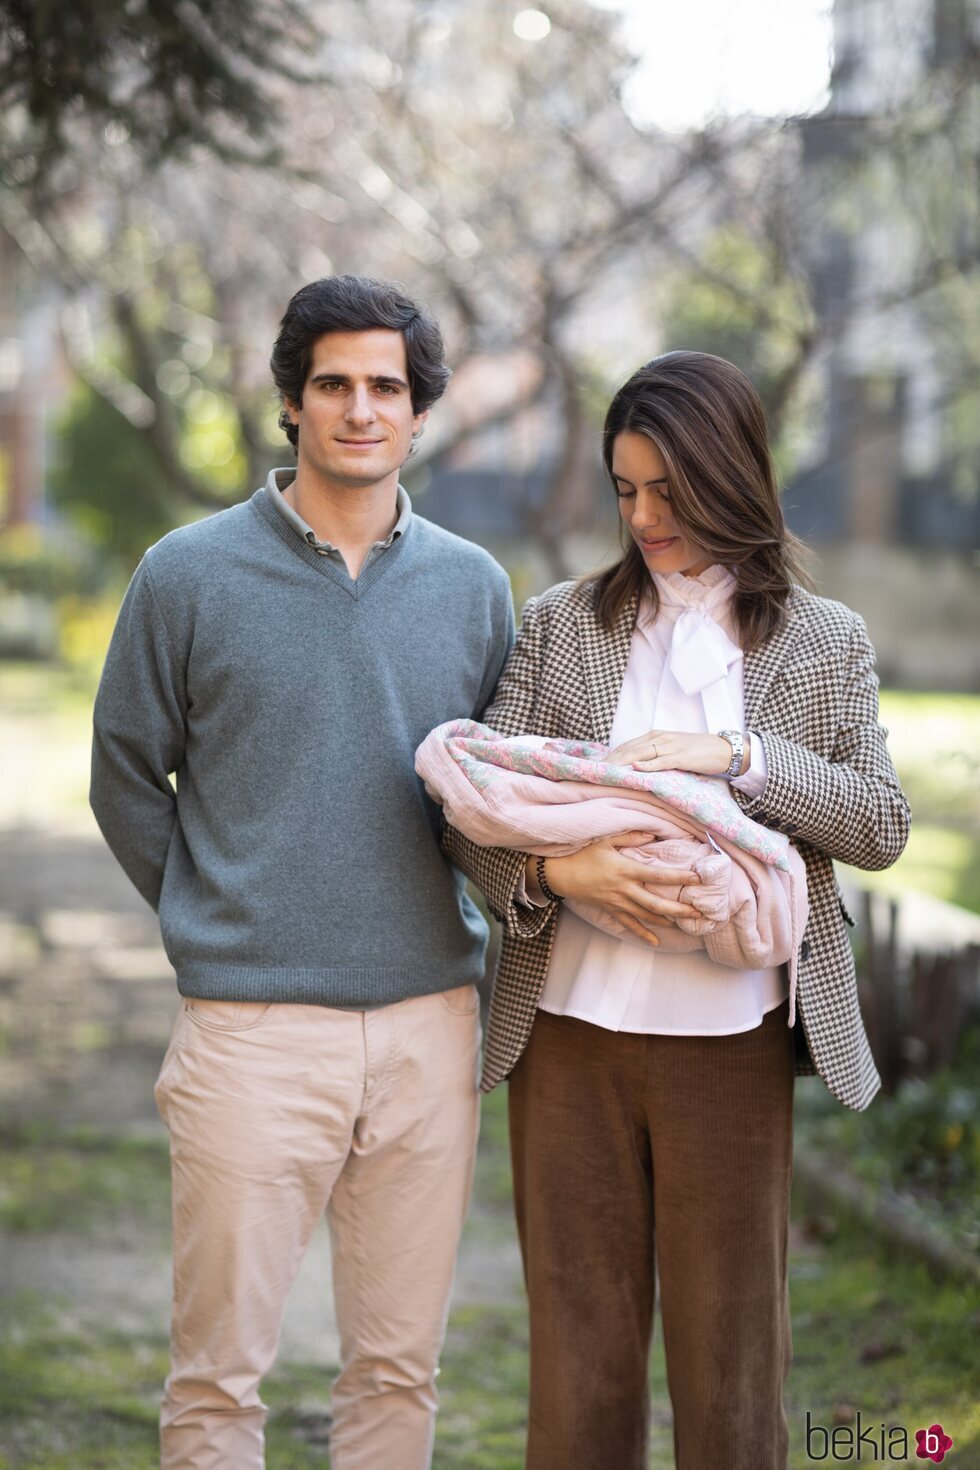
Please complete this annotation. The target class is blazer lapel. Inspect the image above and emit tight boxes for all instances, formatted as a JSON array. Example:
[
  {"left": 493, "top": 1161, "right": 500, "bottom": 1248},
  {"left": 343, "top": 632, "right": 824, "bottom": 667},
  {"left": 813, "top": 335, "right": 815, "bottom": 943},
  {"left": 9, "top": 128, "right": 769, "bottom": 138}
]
[
  {"left": 743, "top": 588, "right": 806, "bottom": 725},
  {"left": 576, "top": 589, "right": 637, "bottom": 742}
]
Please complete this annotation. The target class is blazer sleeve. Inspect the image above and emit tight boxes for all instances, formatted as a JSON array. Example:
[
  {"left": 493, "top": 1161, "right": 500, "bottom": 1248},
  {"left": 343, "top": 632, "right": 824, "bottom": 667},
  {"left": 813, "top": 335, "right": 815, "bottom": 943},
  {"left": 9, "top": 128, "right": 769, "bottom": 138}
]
[
  {"left": 736, "top": 614, "right": 910, "bottom": 870},
  {"left": 441, "top": 594, "right": 559, "bottom": 938}
]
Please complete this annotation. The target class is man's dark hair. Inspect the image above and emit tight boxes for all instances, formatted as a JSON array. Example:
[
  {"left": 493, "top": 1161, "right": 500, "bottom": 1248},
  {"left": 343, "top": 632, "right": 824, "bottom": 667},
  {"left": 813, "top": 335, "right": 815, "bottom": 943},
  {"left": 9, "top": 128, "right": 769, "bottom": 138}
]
[{"left": 270, "top": 275, "right": 451, "bottom": 449}]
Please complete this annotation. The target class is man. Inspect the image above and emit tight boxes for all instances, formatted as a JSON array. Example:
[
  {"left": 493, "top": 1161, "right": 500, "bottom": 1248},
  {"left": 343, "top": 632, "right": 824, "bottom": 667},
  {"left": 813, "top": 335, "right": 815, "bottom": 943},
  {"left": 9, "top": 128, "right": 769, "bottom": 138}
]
[{"left": 90, "top": 275, "right": 514, "bottom": 1470}]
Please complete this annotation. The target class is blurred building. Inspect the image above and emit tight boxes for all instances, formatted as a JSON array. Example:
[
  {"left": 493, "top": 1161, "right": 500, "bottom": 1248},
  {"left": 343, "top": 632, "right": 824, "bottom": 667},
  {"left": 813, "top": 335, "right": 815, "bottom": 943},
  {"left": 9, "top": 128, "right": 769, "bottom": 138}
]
[
  {"left": 790, "top": 0, "right": 980, "bottom": 550},
  {"left": 418, "top": 0, "right": 980, "bottom": 686},
  {"left": 427, "top": 0, "right": 980, "bottom": 562}
]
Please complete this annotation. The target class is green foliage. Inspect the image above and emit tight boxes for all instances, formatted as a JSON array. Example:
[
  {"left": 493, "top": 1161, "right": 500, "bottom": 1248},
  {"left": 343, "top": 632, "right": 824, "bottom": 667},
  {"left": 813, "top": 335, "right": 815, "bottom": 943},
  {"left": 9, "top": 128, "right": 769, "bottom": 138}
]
[
  {"left": 661, "top": 226, "right": 812, "bottom": 356},
  {"left": 0, "top": 522, "right": 103, "bottom": 597},
  {"left": 658, "top": 225, "right": 816, "bottom": 468},
  {"left": 880, "top": 691, "right": 980, "bottom": 818},
  {"left": 175, "top": 383, "right": 251, "bottom": 493},
  {"left": 849, "top": 690, "right": 980, "bottom": 914},
  {"left": 0, "top": 524, "right": 108, "bottom": 662},
  {"left": 48, "top": 381, "right": 182, "bottom": 570},
  {"left": 797, "top": 1026, "right": 980, "bottom": 1254},
  {"left": 0, "top": 0, "right": 322, "bottom": 189},
  {"left": 56, "top": 592, "right": 125, "bottom": 678},
  {"left": 885, "top": 824, "right": 980, "bottom": 914},
  {"left": 847, "top": 692, "right": 980, "bottom": 911},
  {"left": 46, "top": 218, "right": 269, "bottom": 560},
  {"left": 865, "top": 1073, "right": 979, "bottom": 1202},
  {"left": 49, "top": 356, "right": 253, "bottom": 573}
]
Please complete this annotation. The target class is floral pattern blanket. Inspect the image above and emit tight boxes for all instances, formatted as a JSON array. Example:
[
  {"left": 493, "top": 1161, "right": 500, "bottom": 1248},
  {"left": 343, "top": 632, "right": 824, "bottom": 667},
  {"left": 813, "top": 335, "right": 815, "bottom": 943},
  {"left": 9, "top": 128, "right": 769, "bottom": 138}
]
[{"left": 416, "top": 719, "right": 809, "bottom": 1021}]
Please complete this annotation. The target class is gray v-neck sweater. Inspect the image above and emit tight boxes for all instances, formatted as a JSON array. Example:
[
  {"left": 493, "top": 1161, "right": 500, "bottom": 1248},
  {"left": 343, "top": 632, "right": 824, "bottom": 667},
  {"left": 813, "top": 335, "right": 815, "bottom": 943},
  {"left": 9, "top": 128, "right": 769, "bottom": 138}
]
[{"left": 90, "top": 485, "right": 515, "bottom": 1007}]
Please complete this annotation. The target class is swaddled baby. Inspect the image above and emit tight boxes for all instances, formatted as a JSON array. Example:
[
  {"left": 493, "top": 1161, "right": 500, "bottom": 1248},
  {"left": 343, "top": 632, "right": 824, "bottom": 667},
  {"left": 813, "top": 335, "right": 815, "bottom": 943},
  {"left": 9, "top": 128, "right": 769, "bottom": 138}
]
[{"left": 415, "top": 720, "right": 809, "bottom": 983}]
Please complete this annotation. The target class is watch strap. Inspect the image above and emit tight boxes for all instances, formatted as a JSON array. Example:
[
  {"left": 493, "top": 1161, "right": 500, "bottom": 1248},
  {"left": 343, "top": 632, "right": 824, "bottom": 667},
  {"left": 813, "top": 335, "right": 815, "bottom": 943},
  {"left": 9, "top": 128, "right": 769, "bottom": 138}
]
[{"left": 717, "top": 729, "right": 746, "bottom": 778}]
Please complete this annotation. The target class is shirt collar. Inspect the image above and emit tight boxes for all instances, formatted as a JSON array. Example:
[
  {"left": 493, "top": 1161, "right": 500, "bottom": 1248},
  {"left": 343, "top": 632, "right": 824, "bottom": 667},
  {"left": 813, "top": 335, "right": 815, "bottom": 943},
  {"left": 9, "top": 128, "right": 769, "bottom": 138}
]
[
  {"left": 637, "top": 563, "right": 736, "bottom": 627},
  {"left": 264, "top": 467, "right": 412, "bottom": 552}
]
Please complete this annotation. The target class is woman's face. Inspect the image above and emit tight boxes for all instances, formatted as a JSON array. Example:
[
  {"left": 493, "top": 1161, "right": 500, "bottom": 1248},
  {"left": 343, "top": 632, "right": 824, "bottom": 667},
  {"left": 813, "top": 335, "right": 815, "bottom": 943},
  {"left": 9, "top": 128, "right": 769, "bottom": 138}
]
[{"left": 612, "top": 432, "right": 712, "bottom": 578}]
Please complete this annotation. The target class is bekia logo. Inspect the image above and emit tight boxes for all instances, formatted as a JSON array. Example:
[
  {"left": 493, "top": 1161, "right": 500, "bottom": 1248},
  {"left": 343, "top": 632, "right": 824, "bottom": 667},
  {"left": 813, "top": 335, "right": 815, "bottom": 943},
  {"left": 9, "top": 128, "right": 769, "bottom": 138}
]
[
  {"left": 806, "top": 1412, "right": 954, "bottom": 1461},
  {"left": 915, "top": 1424, "right": 954, "bottom": 1463}
]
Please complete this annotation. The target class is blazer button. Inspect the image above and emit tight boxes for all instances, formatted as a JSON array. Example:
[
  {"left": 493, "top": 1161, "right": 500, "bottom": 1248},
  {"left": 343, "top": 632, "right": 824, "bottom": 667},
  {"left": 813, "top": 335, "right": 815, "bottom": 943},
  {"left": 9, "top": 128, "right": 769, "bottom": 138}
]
[{"left": 800, "top": 939, "right": 811, "bottom": 962}]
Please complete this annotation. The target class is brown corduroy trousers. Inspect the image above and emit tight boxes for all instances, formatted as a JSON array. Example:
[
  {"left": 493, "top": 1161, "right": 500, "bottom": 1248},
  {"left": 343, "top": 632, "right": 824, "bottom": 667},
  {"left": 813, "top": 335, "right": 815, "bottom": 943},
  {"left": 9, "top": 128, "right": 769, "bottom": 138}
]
[{"left": 508, "top": 1002, "right": 795, "bottom": 1470}]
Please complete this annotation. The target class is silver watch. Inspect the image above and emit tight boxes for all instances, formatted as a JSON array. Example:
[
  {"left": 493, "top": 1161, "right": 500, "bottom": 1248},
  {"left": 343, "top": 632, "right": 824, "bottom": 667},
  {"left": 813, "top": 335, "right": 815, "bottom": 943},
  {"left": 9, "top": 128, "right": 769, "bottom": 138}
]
[{"left": 717, "top": 729, "right": 746, "bottom": 778}]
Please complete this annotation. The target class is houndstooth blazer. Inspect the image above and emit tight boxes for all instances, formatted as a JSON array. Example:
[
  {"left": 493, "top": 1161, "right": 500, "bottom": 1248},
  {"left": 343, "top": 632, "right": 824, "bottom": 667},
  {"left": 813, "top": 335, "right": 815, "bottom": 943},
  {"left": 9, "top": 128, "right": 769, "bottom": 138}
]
[{"left": 442, "top": 577, "right": 910, "bottom": 1111}]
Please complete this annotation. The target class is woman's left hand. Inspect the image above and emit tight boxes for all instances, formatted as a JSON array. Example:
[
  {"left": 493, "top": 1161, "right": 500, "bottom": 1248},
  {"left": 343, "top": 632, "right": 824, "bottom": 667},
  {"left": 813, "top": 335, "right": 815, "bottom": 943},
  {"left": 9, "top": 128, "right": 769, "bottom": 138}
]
[{"left": 607, "top": 729, "right": 738, "bottom": 776}]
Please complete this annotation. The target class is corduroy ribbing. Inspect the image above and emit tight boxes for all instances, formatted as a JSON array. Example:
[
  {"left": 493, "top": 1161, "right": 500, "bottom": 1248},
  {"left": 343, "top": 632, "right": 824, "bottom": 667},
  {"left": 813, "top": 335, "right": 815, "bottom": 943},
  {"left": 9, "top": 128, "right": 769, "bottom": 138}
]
[{"left": 509, "top": 1004, "right": 795, "bottom": 1470}]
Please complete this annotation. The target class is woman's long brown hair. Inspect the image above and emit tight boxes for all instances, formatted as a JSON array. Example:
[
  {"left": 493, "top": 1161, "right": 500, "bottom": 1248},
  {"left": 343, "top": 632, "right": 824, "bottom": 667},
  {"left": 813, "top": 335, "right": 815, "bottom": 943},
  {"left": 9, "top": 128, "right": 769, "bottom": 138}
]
[{"left": 587, "top": 351, "right": 810, "bottom": 651}]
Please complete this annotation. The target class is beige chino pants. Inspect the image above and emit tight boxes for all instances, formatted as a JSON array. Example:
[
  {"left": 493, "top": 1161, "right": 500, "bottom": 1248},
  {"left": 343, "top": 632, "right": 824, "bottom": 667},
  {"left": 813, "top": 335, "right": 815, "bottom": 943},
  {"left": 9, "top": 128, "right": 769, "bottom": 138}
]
[{"left": 154, "top": 986, "right": 481, "bottom": 1470}]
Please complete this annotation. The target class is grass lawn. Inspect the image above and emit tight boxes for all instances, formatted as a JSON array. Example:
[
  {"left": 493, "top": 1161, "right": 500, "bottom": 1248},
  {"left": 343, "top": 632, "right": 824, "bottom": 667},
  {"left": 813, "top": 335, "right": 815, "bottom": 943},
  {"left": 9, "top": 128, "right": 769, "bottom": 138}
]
[
  {"left": 870, "top": 691, "right": 980, "bottom": 913},
  {"left": 2, "top": 1088, "right": 979, "bottom": 1469}
]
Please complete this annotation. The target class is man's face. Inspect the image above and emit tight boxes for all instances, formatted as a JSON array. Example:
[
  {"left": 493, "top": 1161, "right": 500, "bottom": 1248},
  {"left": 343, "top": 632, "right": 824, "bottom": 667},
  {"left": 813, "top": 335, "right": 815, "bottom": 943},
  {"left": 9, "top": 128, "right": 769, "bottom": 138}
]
[{"left": 285, "top": 329, "right": 427, "bottom": 490}]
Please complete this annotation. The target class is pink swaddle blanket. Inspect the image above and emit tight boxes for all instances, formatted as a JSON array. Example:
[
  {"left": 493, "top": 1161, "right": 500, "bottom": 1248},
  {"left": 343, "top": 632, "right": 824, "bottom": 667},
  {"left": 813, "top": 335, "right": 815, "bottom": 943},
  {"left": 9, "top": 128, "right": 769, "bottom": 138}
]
[{"left": 416, "top": 719, "right": 809, "bottom": 1023}]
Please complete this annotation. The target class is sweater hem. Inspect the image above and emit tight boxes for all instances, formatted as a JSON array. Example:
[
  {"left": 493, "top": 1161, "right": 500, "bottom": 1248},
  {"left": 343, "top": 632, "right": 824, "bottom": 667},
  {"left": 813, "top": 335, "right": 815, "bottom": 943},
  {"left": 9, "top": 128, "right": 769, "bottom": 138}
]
[{"left": 176, "top": 961, "right": 484, "bottom": 1009}]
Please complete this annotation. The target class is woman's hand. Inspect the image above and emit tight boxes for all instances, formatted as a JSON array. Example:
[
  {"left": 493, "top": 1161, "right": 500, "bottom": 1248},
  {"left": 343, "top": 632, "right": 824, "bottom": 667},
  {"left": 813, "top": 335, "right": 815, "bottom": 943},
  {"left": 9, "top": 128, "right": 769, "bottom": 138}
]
[
  {"left": 529, "top": 833, "right": 702, "bottom": 949},
  {"left": 607, "top": 729, "right": 746, "bottom": 777}
]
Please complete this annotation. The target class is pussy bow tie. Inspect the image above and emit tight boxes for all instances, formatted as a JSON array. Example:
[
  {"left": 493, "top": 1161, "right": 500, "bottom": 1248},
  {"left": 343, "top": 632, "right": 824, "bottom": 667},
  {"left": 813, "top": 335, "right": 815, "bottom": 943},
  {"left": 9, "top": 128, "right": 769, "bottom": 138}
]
[{"left": 666, "top": 607, "right": 743, "bottom": 696}]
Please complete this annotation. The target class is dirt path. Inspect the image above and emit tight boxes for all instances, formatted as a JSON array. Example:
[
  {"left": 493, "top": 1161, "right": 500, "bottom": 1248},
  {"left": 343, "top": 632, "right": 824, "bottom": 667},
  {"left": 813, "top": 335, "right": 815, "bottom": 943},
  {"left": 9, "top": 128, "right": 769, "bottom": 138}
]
[{"left": 0, "top": 824, "right": 523, "bottom": 1370}]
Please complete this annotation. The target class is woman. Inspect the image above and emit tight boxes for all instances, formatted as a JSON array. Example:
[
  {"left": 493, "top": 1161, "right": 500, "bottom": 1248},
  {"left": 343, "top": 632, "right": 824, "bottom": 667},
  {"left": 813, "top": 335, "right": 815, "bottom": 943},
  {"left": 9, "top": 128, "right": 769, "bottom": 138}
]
[{"left": 442, "top": 352, "right": 910, "bottom": 1470}]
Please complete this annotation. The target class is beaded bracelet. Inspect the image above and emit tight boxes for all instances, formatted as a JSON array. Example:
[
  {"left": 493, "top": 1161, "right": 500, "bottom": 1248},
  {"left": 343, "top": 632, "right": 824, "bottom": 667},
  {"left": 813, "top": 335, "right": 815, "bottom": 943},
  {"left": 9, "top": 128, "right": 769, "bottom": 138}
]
[{"left": 536, "top": 856, "right": 564, "bottom": 904}]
